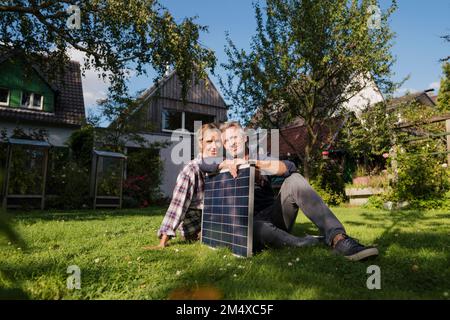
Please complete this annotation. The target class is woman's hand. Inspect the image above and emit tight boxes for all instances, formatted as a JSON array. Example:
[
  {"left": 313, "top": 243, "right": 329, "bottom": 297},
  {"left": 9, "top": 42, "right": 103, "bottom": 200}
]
[{"left": 142, "top": 234, "right": 170, "bottom": 250}]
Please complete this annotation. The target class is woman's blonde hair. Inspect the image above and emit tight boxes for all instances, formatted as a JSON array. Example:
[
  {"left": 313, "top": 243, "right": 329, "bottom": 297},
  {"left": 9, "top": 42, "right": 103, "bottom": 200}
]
[{"left": 196, "top": 123, "right": 220, "bottom": 153}]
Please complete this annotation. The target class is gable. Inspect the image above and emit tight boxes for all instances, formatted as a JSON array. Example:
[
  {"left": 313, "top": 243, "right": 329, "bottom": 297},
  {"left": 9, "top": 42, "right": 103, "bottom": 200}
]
[
  {"left": 0, "top": 59, "right": 55, "bottom": 112},
  {"left": 0, "top": 56, "right": 85, "bottom": 127},
  {"left": 143, "top": 71, "right": 227, "bottom": 109}
]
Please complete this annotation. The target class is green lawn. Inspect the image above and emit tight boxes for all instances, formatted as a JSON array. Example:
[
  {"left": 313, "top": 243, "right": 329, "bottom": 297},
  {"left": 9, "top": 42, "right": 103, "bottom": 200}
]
[{"left": 1, "top": 206, "right": 449, "bottom": 300}]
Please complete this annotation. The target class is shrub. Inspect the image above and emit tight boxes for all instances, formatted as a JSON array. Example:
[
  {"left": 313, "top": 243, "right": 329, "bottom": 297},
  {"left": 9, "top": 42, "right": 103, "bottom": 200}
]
[
  {"left": 310, "top": 159, "right": 347, "bottom": 206},
  {"left": 387, "top": 149, "right": 449, "bottom": 202},
  {"left": 363, "top": 195, "right": 385, "bottom": 209},
  {"left": 123, "top": 145, "right": 165, "bottom": 207},
  {"left": 46, "top": 151, "right": 91, "bottom": 210}
]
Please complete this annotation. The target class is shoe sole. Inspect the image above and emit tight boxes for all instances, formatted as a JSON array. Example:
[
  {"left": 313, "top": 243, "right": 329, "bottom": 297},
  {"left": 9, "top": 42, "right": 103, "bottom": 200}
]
[{"left": 345, "top": 247, "right": 379, "bottom": 261}]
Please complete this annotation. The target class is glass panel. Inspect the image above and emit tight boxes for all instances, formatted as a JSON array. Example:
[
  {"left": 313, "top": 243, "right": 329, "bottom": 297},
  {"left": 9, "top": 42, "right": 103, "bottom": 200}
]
[
  {"left": 21, "top": 92, "right": 31, "bottom": 108},
  {"left": 0, "top": 88, "right": 9, "bottom": 104},
  {"left": 32, "top": 93, "right": 43, "bottom": 109},
  {"left": 162, "top": 109, "right": 183, "bottom": 131},
  {"left": 184, "top": 112, "right": 215, "bottom": 133},
  {"left": 97, "top": 157, "right": 122, "bottom": 197},
  {"left": 8, "top": 145, "right": 45, "bottom": 195},
  {"left": 0, "top": 143, "right": 7, "bottom": 197}
]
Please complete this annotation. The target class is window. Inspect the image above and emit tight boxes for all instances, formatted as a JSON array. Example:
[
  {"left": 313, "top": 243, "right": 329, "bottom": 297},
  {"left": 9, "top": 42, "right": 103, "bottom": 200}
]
[
  {"left": 21, "top": 91, "right": 44, "bottom": 110},
  {"left": 162, "top": 108, "right": 215, "bottom": 133},
  {"left": 184, "top": 111, "right": 215, "bottom": 133},
  {"left": 0, "top": 88, "right": 10, "bottom": 106},
  {"left": 162, "top": 109, "right": 183, "bottom": 131}
]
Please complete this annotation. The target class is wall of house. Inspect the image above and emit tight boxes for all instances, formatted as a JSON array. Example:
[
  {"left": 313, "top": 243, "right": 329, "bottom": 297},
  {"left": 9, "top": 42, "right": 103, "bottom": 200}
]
[
  {"left": 342, "top": 78, "right": 384, "bottom": 117},
  {"left": 125, "top": 132, "right": 195, "bottom": 198},
  {"left": 0, "top": 60, "right": 55, "bottom": 112},
  {"left": 0, "top": 122, "right": 77, "bottom": 147}
]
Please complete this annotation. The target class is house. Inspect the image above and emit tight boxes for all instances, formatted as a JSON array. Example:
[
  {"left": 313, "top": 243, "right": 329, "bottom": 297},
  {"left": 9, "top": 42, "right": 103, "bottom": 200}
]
[
  {"left": 276, "top": 78, "right": 384, "bottom": 160},
  {"left": 0, "top": 55, "right": 86, "bottom": 146},
  {"left": 125, "top": 70, "right": 228, "bottom": 197}
]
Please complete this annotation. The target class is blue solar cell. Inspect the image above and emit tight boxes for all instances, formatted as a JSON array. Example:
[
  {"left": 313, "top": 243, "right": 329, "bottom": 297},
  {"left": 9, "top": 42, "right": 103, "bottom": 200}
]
[{"left": 201, "top": 165, "right": 255, "bottom": 257}]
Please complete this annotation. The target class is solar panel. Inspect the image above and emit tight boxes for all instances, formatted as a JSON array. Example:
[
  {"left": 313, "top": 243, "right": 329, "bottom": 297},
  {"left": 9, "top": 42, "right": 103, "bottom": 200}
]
[{"left": 201, "top": 163, "right": 255, "bottom": 257}]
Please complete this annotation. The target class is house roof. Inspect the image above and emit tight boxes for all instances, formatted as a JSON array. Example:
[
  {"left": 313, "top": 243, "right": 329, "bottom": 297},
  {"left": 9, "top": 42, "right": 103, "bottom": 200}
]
[
  {"left": 0, "top": 55, "right": 85, "bottom": 127},
  {"left": 386, "top": 91, "right": 436, "bottom": 110},
  {"left": 278, "top": 116, "right": 346, "bottom": 157},
  {"left": 139, "top": 69, "right": 227, "bottom": 109},
  {"left": 8, "top": 137, "right": 51, "bottom": 148}
]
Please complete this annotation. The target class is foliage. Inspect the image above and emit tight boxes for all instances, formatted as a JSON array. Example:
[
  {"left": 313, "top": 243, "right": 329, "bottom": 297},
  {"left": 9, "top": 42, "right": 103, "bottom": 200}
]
[
  {"left": 363, "top": 195, "right": 385, "bottom": 209},
  {"left": 386, "top": 148, "right": 449, "bottom": 203},
  {"left": 92, "top": 93, "right": 156, "bottom": 152},
  {"left": 310, "top": 159, "right": 347, "bottom": 206},
  {"left": 67, "top": 125, "right": 94, "bottom": 168},
  {"left": 220, "top": 0, "right": 397, "bottom": 178},
  {"left": 124, "top": 146, "right": 166, "bottom": 207},
  {"left": 338, "top": 102, "right": 396, "bottom": 172},
  {"left": 2, "top": 128, "right": 49, "bottom": 196},
  {"left": 46, "top": 148, "right": 91, "bottom": 210},
  {"left": 437, "top": 62, "right": 450, "bottom": 112},
  {"left": 0, "top": 0, "right": 216, "bottom": 99}
]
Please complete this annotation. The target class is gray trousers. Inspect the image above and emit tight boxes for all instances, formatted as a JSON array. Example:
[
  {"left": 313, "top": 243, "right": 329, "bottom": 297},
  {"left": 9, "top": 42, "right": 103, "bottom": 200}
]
[{"left": 253, "top": 173, "right": 346, "bottom": 250}]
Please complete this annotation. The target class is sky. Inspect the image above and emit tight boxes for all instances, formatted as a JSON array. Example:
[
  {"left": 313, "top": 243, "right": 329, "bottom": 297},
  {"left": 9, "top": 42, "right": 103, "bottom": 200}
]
[{"left": 77, "top": 0, "right": 450, "bottom": 115}]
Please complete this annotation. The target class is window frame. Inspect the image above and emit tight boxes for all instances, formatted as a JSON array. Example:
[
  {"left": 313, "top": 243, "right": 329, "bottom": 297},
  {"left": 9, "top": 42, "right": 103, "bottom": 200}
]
[
  {"left": 161, "top": 108, "right": 185, "bottom": 133},
  {"left": 20, "top": 91, "right": 44, "bottom": 110},
  {"left": 161, "top": 108, "right": 216, "bottom": 134},
  {"left": 0, "top": 87, "right": 10, "bottom": 106}
]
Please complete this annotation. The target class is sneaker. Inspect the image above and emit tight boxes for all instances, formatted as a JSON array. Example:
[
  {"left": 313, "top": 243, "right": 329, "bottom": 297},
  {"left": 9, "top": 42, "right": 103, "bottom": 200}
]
[{"left": 333, "top": 235, "right": 378, "bottom": 261}]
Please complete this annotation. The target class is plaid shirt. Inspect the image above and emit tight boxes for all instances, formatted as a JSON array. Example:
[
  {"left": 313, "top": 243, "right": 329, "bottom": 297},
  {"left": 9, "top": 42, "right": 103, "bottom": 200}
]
[{"left": 157, "top": 159, "right": 204, "bottom": 239}]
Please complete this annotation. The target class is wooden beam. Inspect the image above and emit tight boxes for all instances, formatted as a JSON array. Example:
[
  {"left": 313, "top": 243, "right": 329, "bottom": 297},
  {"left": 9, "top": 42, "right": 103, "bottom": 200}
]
[{"left": 396, "top": 113, "right": 450, "bottom": 129}]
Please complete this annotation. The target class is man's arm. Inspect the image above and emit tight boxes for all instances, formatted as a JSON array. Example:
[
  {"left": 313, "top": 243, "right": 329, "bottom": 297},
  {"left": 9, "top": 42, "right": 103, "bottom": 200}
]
[
  {"left": 256, "top": 155, "right": 297, "bottom": 177},
  {"left": 256, "top": 160, "right": 287, "bottom": 176}
]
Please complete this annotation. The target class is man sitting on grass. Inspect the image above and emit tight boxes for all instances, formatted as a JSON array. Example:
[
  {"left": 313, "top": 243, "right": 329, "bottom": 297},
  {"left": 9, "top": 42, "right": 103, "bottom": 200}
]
[{"left": 201, "top": 122, "right": 379, "bottom": 261}]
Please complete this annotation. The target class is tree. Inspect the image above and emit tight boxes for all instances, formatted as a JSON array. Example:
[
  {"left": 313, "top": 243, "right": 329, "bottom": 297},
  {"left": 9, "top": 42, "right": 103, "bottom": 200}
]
[
  {"left": 0, "top": 0, "right": 216, "bottom": 98},
  {"left": 441, "top": 34, "right": 450, "bottom": 62},
  {"left": 220, "top": 0, "right": 397, "bottom": 179},
  {"left": 90, "top": 92, "right": 168, "bottom": 152},
  {"left": 437, "top": 62, "right": 450, "bottom": 112}
]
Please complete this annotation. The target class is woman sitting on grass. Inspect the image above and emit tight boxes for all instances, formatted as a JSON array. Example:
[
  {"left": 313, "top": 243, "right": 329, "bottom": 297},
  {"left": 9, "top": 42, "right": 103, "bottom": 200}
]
[{"left": 143, "top": 123, "right": 222, "bottom": 249}]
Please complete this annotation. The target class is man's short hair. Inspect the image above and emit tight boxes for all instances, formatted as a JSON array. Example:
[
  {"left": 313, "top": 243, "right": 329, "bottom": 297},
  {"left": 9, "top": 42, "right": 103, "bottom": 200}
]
[{"left": 219, "top": 121, "right": 244, "bottom": 134}]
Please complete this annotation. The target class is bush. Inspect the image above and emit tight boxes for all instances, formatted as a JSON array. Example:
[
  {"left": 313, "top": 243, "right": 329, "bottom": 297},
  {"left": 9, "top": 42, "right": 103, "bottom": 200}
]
[
  {"left": 363, "top": 195, "right": 385, "bottom": 209},
  {"left": 123, "top": 145, "right": 165, "bottom": 207},
  {"left": 310, "top": 159, "right": 347, "bottom": 206},
  {"left": 387, "top": 148, "right": 449, "bottom": 203},
  {"left": 46, "top": 155, "right": 91, "bottom": 210}
]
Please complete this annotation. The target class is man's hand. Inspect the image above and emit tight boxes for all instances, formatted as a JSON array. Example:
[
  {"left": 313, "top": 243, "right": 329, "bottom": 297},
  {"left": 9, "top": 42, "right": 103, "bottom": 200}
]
[
  {"left": 219, "top": 159, "right": 247, "bottom": 178},
  {"left": 142, "top": 234, "right": 170, "bottom": 250}
]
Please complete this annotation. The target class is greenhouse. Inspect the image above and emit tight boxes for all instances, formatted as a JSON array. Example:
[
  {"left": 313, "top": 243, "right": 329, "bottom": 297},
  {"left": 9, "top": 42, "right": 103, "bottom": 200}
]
[
  {"left": 90, "top": 150, "right": 126, "bottom": 209},
  {"left": 2, "top": 138, "right": 50, "bottom": 210}
]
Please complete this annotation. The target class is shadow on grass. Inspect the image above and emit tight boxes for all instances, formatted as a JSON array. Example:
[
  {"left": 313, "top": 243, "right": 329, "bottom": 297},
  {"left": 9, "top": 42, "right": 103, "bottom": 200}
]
[
  {"left": 4, "top": 206, "right": 167, "bottom": 223},
  {"left": 163, "top": 208, "right": 449, "bottom": 300},
  {"left": 166, "top": 231, "right": 449, "bottom": 299}
]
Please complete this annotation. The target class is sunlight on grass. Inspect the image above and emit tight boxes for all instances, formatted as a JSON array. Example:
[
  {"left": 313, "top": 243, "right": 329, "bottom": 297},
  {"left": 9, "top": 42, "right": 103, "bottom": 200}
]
[{"left": 1, "top": 206, "right": 449, "bottom": 299}]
